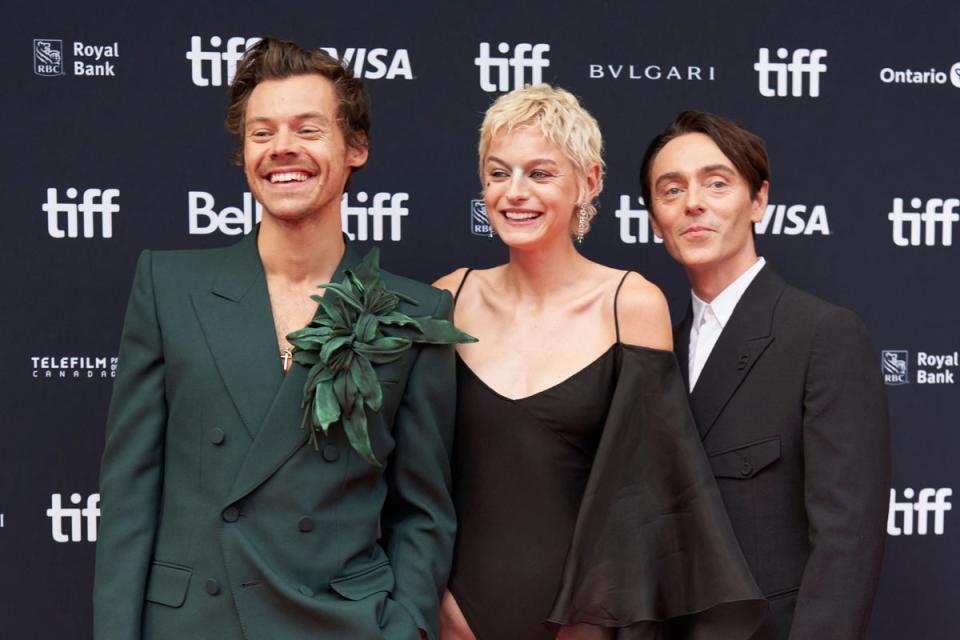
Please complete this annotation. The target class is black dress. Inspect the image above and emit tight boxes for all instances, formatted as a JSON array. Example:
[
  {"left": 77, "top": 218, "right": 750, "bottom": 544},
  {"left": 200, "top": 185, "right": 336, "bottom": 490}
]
[{"left": 448, "top": 270, "right": 767, "bottom": 640}]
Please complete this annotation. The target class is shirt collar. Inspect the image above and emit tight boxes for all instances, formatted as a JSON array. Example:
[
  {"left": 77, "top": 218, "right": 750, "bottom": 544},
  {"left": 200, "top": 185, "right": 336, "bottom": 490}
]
[{"left": 691, "top": 257, "right": 766, "bottom": 330}]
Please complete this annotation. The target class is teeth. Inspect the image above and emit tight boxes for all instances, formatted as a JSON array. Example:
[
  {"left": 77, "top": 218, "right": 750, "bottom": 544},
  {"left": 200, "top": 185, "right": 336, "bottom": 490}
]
[
  {"left": 269, "top": 171, "right": 309, "bottom": 183},
  {"left": 505, "top": 211, "right": 540, "bottom": 220}
]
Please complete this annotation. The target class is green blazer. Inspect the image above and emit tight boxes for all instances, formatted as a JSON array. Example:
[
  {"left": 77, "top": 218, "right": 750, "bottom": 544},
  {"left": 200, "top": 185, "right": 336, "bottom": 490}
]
[{"left": 93, "top": 232, "right": 457, "bottom": 640}]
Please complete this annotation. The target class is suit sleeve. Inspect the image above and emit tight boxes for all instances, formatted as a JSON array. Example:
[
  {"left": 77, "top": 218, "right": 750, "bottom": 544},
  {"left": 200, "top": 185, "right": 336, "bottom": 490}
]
[
  {"left": 380, "top": 290, "right": 457, "bottom": 640},
  {"left": 791, "top": 307, "right": 891, "bottom": 640},
  {"left": 93, "top": 251, "right": 167, "bottom": 639}
]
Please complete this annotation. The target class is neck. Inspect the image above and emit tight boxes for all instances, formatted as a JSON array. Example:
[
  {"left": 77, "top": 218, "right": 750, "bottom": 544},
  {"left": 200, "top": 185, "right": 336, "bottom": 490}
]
[
  {"left": 503, "top": 236, "right": 590, "bottom": 302},
  {"left": 687, "top": 253, "right": 759, "bottom": 303},
  {"left": 258, "top": 210, "right": 345, "bottom": 284}
]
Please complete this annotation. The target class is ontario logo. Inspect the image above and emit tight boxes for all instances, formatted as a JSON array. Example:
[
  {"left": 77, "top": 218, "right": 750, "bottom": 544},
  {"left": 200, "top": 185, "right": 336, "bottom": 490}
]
[
  {"left": 470, "top": 199, "right": 491, "bottom": 236},
  {"left": 34, "top": 39, "right": 64, "bottom": 76},
  {"left": 882, "top": 350, "right": 909, "bottom": 385}
]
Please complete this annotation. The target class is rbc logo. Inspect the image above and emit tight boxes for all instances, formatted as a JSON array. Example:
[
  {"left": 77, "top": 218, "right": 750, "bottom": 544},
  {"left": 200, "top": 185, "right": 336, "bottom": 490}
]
[
  {"left": 470, "top": 199, "right": 491, "bottom": 236},
  {"left": 47, "top": 493, "right": 99, "bottom": 543},
  {"left": 882, "top": 350, "right": 909, "bottom": 385},
  {"left": 43, "top": 187, "right": 119, "bottom": 238},
  {"left": 475, "top": 42, "right": 550, "bottom": 92},
  {"left": 888, "top": 197, "right": 959, "bottom": 247},
  {"left": 34, "top": 39, "right": 64, "bottom": 76},
  {"left": 754, "top": 47, "right": 827, "bottom": 97}
]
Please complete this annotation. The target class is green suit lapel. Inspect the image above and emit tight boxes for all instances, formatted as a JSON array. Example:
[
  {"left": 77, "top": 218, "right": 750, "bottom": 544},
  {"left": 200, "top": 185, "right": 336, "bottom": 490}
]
[
  {"left": 191, "top": 232, "right": 283, "bottom": 440},
  {"left": 223, "top": 238, "right": 362, "bottom": 506}
]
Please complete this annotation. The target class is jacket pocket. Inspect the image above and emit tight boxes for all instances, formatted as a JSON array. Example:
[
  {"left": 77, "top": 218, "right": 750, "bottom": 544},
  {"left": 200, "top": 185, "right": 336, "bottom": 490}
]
[
  {"left": 329, "top": 561, "right": 395, "bottom": 600},
  {"left": 145, "top": 560, "right": 192, "bottom": 607},
  {"left": 709, "top": 436, "right": 781, "bottom": 479}
]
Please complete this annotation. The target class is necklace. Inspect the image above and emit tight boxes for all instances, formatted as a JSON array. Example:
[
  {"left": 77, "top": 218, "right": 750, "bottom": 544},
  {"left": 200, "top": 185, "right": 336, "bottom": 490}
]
[{"left": 281, "top": 347, "right": 294, "bottom": 374}]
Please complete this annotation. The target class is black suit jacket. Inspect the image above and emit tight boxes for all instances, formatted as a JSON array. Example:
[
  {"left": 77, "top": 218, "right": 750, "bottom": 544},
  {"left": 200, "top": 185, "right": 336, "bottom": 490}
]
[{"left": 674, "top": 265, "right": 890, "bottom": 640}]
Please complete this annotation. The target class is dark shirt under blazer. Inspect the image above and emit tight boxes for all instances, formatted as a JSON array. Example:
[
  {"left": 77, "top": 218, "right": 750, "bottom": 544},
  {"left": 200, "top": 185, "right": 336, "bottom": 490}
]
[
  {"left": 675, "top": 265, "right": 890, "bottom": 640},
  {"left": 93, "top": 233, "right": 457, "bottom": 640}
]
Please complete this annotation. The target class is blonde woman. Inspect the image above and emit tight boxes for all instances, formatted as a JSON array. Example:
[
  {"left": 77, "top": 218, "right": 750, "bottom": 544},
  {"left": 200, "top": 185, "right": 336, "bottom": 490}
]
[{"left": 435, "top": 85, "right": 766, "bottom": 640}]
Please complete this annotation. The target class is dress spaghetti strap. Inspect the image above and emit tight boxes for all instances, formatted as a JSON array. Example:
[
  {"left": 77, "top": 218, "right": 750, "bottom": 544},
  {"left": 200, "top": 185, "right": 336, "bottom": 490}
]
[
  {"left": 453, "top": 268, "right": 474, "bottom": 306},
  {"left": 613, "top": 271, "right": 632, "bottom": 344}
]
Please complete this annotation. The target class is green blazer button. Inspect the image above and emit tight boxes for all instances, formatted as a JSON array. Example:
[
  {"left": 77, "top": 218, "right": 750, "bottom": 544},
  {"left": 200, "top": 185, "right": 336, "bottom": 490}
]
[
  {"left": 209, "top": 428, "right": 225, "bottom": 445},
  {"left": 205, "top": 579, "right": 220, "bottom": 595},
  {"left": 222, "top": 506, "right": 240, "bottom": 522},
  {"left": 298, "top": 516, "right": 315, "bottom": 532},
  {"left": 298, "top": 585, "right": 314, "bottom": 597},
  {"left": 322, "top": 445, "right": 340, "bottom": 462}
]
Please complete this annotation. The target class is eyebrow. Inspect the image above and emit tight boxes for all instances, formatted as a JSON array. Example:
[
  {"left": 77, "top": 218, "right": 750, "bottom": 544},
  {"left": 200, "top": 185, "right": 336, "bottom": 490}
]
[
  {"left": 245, "top": 112, "right": 334, "bottom": 127},
  {"left": 654, "top": 163, "right": 737, "bottom": 186},
  {"left": 485, "top": 156, "right": 560, "bottom": 167}
]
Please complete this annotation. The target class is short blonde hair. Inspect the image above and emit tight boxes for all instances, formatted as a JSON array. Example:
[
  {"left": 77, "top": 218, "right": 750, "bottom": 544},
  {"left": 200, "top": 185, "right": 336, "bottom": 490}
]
[{"left": 478, "top": 84, "right": 605, "bottom": 233}]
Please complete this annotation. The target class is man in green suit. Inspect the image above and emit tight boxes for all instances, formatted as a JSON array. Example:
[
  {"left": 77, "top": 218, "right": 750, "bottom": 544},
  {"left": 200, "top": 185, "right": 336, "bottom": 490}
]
[{"left": 94, "top": 38, "right": 457, "bottom": 640}]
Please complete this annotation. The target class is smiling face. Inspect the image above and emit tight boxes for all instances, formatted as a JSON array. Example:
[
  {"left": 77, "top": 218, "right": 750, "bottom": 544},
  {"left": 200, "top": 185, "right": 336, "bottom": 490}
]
[
  {"left": 648, "top": 132, "right": 768, "bottom": 279},
  {"left": 242, "top": 74, "right": 367, "bottom": 224},
  {"left": 482, "top": 126, "right": 596, "bottom": 249}
]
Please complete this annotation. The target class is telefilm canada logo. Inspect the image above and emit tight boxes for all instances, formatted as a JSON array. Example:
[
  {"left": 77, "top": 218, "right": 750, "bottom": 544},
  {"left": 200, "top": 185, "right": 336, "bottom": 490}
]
[
  {"left": 475, "top": 42, "right": 550, "bottom": 92},
  {"left": 186, "top": 36, "right": 414, "bottom": 87},
  {"left": 888, "top": 488, "right": 952, "bottom": 536},
  {"left": 879, "top": 62, "right": 960, "bottom": 89},
  {"left": 47, "top": 493, "right": 100, "bottom": 543},
  {"left": 31, "top": 355, "right": 118, "bottom": 380},
  {"left": 189, "top": 190, "right": 409, "bottom": 240},
  {"left": 888, "top": 197, "right": 959, "bottom": 247},
  {"left": 881, "top": 350, "right": 958, "bottom": 385},
  {"left": 33, "top": 38, "right": 119, "bottom": 77},
  {"left": 754, "top": 47, "right": 827, "bottom": 97}
]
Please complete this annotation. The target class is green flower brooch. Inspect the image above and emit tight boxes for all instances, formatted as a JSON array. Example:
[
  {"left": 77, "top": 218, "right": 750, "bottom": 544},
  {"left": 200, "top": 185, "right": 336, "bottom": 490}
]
[{"left": 286, "top": 248, "right": 475, "bottom": 466}]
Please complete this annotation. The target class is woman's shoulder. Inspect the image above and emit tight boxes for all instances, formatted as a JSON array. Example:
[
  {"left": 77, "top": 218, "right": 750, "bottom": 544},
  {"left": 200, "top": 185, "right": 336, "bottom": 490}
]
[
  {"left": 611, "top": 270, "right": 673, "bottom": 350},
  {"left": 432, "top": 265, "right": 505, "bottom": 296}
]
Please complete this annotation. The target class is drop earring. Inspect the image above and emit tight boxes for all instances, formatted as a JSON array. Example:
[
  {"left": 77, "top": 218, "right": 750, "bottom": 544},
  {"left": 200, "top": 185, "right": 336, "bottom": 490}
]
[{"left": 575, "top": 204, "right": 588, "bottom": 244}]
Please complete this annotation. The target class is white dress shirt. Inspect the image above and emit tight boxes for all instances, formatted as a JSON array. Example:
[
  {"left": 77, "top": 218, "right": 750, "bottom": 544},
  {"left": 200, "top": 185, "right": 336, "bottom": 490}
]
[{"left": 688, "top": 257, "right": 766, "bottom": 390}]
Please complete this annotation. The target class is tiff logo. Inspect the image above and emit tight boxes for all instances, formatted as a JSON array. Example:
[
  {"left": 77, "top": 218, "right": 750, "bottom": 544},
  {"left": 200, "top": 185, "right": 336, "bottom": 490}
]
[
  {"left": 755, "top": 47, "right": 828, "bottom": 97},
  {"left": 47, "top": 493, "right": 99, "bottom": 542},
  {"left": 614, "top": 196, "right": 663, "bottom": 244},
  {"left": 888, "top": 488, "right": 952, "bottom": 535},
  {"left": 343, "top": 192, "right": 409, "bottom": 241},
  {"left": 475, "top": 42, "right": 550, "bottom": 92},
  {"left": 889, "top": 197, "right": 959, "bottom": 247},
  {"left": 43, "top": 187, "right": 119, "bottom": 238},
  {"left": 186, "top": 35, "right": 260, "bottom": 87}
]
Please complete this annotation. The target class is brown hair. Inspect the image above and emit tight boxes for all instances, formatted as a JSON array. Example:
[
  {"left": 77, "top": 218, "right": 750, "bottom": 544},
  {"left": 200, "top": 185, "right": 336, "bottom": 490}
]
[
  {"left": 639, "top": 111, "right": 769, "bottom": 213},
  {"left": 225, "top": 37, "right": 370, "bottom": 166}
]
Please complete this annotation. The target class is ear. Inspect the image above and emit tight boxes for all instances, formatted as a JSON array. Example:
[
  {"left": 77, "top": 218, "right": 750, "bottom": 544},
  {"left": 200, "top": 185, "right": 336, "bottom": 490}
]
[
  {"left": 750, "top": 180, "right": 769, "bottom": 223},
  {"left": 346, "top": 143, "right": 369, "bottom": 169}
]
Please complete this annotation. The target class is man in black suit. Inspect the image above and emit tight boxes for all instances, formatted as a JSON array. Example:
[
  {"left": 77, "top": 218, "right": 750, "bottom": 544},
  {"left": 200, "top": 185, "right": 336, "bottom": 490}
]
[{"left": 639, "top": 111, "right": 890, "bottom": 639}]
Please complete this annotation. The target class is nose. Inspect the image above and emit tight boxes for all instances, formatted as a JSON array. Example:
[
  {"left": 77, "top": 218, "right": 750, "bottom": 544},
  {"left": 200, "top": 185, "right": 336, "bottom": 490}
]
[
  {"left": 506, "top": 172, "right": 529, "bottom": 201},
  {"left": 269, "top": 127, "right": 298, "bottom": 157},
  {"left": 684, "top": 185, "right": 706, "bottom": 214}
]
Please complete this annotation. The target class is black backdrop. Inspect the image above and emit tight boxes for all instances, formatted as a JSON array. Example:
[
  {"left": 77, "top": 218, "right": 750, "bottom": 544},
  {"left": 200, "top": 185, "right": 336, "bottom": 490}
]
[{"left": 2, "top": 1, "right": 957, "bottom": 637}]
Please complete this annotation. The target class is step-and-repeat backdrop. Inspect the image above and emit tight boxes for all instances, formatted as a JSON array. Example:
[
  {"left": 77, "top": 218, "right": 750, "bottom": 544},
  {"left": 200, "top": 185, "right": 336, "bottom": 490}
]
[{"left": 2, "top": 1, "right": 957, "bottom": 637}]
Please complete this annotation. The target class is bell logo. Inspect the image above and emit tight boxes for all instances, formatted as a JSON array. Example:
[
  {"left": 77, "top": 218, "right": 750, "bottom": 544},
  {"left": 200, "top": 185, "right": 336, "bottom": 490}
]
[
  {"left": 43, "top": 187, "right": 119, "bottom": 238},
  {"left": 755, "top": 47, "right": 828, "bottom": 97},
  {"left": 47, "top": 493, "right": 100, "bottom": 543},
  {"left": 475, "top": 42, "right": 550, "bottom": 92}
]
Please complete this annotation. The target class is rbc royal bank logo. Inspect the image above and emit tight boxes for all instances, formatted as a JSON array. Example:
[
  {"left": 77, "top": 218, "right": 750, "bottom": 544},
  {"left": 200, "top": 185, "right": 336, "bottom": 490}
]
[
  {"left": 475, "top": 42, "right": 550, "bottom": 92},
  {"left": 754, "top": 47, "right": 827, "bottom": 97},
  {"left": 470, "top": 199, "right": 491, "bottom": 236},
  {"left": 882, "top": 350, "right": 909, "bottom": 385},
  {"left": 34, "top": 39, "right": 64, "bottom": 76}
]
